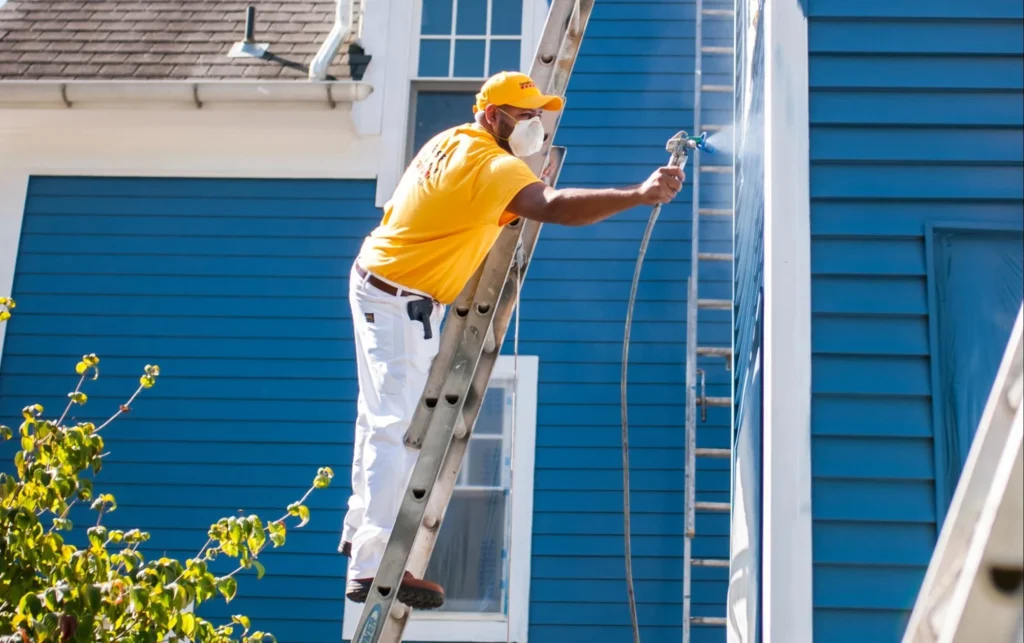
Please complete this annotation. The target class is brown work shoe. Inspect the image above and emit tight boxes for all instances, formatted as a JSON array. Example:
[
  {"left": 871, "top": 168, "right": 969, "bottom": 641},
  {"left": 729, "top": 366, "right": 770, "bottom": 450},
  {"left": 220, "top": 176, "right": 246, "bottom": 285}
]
[{"left": 346, "top": 571, "right": 445, "bottom": 610}]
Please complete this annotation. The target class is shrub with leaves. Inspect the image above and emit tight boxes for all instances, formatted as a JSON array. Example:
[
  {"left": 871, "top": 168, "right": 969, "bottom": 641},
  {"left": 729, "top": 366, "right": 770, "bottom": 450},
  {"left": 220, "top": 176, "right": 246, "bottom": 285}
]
[{"left": 0, "top": 298, "right": 334, "bottom": 642}]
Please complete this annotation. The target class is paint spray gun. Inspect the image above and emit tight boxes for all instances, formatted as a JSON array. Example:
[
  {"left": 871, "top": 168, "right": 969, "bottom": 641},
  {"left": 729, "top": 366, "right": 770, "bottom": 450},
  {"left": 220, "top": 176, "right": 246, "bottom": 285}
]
[{"left": 665, "top": 130, "right": 715, "bottom": 172}]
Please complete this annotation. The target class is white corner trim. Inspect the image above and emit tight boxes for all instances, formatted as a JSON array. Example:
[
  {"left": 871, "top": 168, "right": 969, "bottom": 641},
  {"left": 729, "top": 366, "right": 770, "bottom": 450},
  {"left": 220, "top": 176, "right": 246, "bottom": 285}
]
[
  {"left": 373, "top": 0, "right": 419, "bottom": 208},
  {"left": 0, "top": 172, "right": 28, "bottom": 375},
  {"left": 762, "top": 0, "right": 813, "bottom": 641},
  {"left": 341, "top": 354, "right": 538, "bottom": 643},
  {"left": 351, "top": 0, "right": 393, "bottom": 137}
]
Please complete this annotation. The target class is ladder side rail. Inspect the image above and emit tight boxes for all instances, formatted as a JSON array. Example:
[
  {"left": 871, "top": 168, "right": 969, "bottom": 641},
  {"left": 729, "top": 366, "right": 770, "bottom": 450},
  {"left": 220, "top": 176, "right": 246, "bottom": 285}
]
[
  {"left": 682, "top": 0, "right": 707, "bottom": 639},
  {"left": 902, "top": 304, "right": 1024, "bottom": 643},
  {"left": 940, "top": 404, "right": 1022, "bottom": 643}
]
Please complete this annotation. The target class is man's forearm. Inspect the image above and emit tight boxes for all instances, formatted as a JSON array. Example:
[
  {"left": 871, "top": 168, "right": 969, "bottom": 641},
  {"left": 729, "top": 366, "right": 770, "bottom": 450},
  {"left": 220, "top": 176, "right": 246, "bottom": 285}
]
[{"left": 542, "top": 185, "right": 645, "bottom": 226}]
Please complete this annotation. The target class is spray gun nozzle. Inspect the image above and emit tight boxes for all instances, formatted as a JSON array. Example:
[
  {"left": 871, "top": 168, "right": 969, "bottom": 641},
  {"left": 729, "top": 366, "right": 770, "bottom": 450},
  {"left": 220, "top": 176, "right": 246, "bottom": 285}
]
[{"left": 687, "top": 131, "right": 715, "bottom": 154}]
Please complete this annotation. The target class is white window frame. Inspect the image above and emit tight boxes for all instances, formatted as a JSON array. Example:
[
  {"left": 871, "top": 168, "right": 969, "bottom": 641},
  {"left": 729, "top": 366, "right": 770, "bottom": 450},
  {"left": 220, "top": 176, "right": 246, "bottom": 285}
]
[
  {"left": 341, "top": 354, "right": 539, "bottom": 643},
  {"left": 368, "top": 0, "right": 549, "bottom": 207}
]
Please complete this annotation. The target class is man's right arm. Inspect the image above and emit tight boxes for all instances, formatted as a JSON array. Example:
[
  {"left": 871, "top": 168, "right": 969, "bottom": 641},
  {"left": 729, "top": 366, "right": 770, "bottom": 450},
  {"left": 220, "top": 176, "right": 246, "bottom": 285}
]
[{"left": 507, "top": 166, "right": 685, "bottom": 226}]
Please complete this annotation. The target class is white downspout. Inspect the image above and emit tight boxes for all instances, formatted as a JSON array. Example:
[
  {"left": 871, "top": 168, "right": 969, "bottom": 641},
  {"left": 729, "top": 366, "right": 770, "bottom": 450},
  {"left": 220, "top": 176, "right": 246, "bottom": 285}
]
[{"left": 309, "top": 0, "right": 357, "bottom": 81}]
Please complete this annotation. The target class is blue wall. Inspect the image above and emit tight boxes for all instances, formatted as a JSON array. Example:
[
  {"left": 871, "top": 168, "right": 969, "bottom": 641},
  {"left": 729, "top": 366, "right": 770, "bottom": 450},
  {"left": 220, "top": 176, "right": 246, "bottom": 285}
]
[
  {"left": 0, "top": 4, "right": 737, "bottom": 642},
  {"left": 806, "top": 1, "right": 1024, "bottom": 640},
  {"left": 524, "top": 1, "right": 733, "bottom": 639},
  {"left": 0, "top": 176, "right": 376, "bottom": 641}
]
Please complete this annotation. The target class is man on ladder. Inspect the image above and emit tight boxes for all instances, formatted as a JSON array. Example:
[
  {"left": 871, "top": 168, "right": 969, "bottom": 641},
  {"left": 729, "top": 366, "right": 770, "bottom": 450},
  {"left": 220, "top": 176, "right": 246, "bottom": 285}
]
[{"left": 340, "top": 69, "right": 687, "bottom": 609}]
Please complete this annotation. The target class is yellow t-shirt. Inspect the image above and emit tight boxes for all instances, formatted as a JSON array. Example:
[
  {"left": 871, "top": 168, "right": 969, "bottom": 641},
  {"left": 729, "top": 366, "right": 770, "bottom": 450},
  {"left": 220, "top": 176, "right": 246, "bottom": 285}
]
[{"left": 357, "top": 123, "right": 542, "bottom": 304}]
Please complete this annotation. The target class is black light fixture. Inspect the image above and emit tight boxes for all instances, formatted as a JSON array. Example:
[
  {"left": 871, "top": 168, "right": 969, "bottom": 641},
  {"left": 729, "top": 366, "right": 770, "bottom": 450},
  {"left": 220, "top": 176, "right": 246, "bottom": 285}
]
[{"left": 348, "top": 43, "right": 372, "bottom": 81}]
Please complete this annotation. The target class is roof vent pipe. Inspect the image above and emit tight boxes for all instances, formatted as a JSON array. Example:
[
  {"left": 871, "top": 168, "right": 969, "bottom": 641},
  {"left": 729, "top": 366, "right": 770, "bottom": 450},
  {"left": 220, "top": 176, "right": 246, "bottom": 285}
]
[{"left": 309, "top": 0, "right": 356, "bottom": 80}]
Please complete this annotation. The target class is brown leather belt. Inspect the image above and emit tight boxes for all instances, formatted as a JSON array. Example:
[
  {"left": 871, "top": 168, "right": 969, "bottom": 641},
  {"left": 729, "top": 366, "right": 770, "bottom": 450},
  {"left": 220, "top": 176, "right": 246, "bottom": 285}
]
[{"left": 354, "top": 262, "right": 432, "bottom": 301}]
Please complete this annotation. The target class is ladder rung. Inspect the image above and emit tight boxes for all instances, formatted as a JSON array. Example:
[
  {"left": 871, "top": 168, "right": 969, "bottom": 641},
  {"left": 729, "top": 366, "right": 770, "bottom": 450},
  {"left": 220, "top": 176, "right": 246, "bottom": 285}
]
[
  {"left": 692, "top": 616, "right": 728, "bottom": 627},
  {"left": 695, "top": 447, "right": 731, "bottom": 458},
  {"left": 702, "top": 396, "right": 731, "bottom": 407},
  {"left": 702, "top": 8, "right": 734, "bottom": 17},
  {"left": 699, "top": 208, "right": 733, "bottom": 217},
  {"left": 698, "top": 298, "right": 731, "bottom": 310},
  {"left": 701, "top": 84, "right": 733, "bottom": 93},
  {"left": 702, "top": 46, "right": 733, "bottom": 54},
  {"left": 701, "top": 165, "right": 732, "bottom": 173},
  {"left": 697, "top": 252, "right": 732, "bottom": 261},
  {"left": 693, "top": 558, "right": 730, "bottom": 568},
  {"left": 695, "top": 501, "right": 730, "bottom": 513},
  {"left": 697, "top": 346, "right": 732, "bottom": 358}
]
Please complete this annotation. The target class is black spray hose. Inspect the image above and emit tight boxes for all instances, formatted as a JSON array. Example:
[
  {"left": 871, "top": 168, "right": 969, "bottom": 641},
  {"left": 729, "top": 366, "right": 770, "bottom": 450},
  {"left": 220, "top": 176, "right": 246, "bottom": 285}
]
[{"left": 621, "top": 133, "right": 692, "bottom": 643}]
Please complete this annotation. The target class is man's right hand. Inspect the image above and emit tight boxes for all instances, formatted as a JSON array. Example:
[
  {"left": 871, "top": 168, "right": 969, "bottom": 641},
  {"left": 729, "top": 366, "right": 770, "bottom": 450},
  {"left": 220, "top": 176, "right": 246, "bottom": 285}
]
[{"left": 635, "top": 166, "right": 685, "bottom": 205}]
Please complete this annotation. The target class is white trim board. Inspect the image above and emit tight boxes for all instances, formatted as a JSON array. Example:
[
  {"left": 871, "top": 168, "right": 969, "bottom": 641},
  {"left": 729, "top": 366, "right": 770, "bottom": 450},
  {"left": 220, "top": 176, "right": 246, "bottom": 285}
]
[
  {"left": 0, "top": 173, "right": 28, "bottom": 375},
  {"left": 372, "top": 0, "right": 548, "bottom": 208},
  {"left": 761, "top": 0, "right": 814, "bottom": 641},
  {"left": 341, "top": 354, "right": 539, "bottom": 643}
]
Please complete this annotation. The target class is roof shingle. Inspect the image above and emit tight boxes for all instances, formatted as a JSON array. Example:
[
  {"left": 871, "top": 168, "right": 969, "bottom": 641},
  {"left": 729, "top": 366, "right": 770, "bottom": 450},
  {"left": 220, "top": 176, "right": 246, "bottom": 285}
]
[{"left": 0, "top": 0, "right": 360, "bottom": 80}]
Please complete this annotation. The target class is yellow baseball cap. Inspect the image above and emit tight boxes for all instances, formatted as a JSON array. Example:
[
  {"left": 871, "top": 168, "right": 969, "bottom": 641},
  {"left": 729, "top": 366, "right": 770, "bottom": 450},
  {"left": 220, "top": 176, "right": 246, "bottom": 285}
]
[{"left": 473, "top": 71, "right": 565, "bottom": 113}]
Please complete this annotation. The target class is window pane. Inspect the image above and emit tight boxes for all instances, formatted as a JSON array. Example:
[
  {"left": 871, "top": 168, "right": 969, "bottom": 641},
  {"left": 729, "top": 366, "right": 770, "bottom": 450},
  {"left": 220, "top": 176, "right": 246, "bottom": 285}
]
[
  {"left": 488, "top": 39, "right": 521, "bottom": 76},
  {"left": 424, "top": 490, "right": 506, "bottom": 613},
  {"left": 491, "top": 0, "right": 522, "bottom": 36},
  {"left": 418, "top": 39, "right": 451, "bottom": 77},
  {"left": 421, "top": 0, "right": 453, "bottom": 35},
  {"left": 475, "top": 386, "right": 505, "bottom": 436},
  {"left": 411, "top": 91, "right": 476, "bottom": 160},
  {"left": 467, "top": 438, "right": 503, "bottom": 487},
  {"left": 453, "top": 39, "right": 485, "bottom": 78},
  {"left": 455, "top": 0, "right": 487, "bottom": 35}
]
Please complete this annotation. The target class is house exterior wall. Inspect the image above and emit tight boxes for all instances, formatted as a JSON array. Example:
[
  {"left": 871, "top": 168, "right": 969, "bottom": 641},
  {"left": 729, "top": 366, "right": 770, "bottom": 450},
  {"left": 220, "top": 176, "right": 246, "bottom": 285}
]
[
  {"left": 804, "top": 2, "right": 1024, "bottom": 642},
  {"left": 727, "top": 0, "right": 764, "bottom": 639},
  {"left": 0, "top": 1, "right": 737, "bottom": 642}
]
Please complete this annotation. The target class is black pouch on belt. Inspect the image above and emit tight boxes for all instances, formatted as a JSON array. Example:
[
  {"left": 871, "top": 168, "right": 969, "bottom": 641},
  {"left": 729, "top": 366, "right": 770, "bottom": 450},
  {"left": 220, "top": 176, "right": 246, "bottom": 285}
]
[{"left": 406, "top": 298, "right": 434, "bottom": 340}]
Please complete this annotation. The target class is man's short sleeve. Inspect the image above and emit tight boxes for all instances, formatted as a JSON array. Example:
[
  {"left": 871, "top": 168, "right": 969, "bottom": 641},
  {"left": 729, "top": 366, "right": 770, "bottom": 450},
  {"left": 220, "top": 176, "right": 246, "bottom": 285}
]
[{"left": 473, "top": 154, "right": 543, "bottom": 224}]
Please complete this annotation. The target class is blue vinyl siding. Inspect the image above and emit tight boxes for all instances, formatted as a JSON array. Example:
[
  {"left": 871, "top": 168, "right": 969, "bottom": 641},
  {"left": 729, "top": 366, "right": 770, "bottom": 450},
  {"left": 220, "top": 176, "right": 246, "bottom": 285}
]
[
  {"left": 806, "top": 2, "right": 1024, "bottom": 641},
  {"left": 528, "top": 1, "right": 732, "bottom": 641},
  {"left": 0, "top": 176, "right": 379, "bottom": 642}
]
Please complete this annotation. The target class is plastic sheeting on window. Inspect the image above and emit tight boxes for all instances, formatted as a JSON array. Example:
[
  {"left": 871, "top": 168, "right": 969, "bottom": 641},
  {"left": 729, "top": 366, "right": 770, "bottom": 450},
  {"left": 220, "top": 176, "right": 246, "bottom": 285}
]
[
  {"left": 423, "top": 385, "right": 510, "bottom": 614},
  {"left": 932, "top": 229, "right": 1024, "bottom": 499}
]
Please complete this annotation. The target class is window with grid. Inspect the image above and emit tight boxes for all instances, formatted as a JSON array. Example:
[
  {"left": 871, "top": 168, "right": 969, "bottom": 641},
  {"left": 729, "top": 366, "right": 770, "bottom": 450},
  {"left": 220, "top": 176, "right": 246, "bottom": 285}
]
[
  {"left": 342, "top": 355, "right": 537, "bottom": 642},
  {"left": 417, "top": 0, "right": 525, "bottom": 79},
  {"left": 422, "top": 383, "right": 513, "bottom": 613}
]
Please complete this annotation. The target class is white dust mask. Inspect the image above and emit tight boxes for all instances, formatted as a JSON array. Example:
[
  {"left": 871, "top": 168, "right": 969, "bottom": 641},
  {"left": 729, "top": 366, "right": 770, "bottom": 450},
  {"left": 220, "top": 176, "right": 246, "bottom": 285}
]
[{"left": 502, "top": 111, "right": 545, "bottom": 158}]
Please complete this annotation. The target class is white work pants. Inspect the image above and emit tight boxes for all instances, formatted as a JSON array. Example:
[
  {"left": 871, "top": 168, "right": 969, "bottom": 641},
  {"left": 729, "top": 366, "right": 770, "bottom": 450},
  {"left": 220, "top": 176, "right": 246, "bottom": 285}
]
[{"left": 342, "top": 263, "right": 443, "bottom": 580}]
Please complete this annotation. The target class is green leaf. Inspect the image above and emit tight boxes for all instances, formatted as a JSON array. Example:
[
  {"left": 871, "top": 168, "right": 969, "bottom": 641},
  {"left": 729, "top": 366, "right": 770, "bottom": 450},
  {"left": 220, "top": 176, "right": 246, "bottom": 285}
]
[
  {"left": 68, "top": 391, "right": 88, "bottom": 405},
  {"left": 0, "top": 310, "right": 10, "bottom": 322},
  {"left": 286, "top": 502, "right": 300, "bottom": 517},
  {"left": 85, "top": 585, "right": 101, "bottom": 611},
  {"left": 0, "top": 424, "right": 11, "bottom": 441},
  {"left": 253, "top": 560, "right": 265, "bottom": 580},
  {"left": 297, "top": 505, "right": 310, "bottom": 528},
  {"left": 268, "top": 521, "right": 286, "bottom": 547},
  {"left": 181, "top": 612, "right": 197, "bottom": 636},
  {"left": 217, "top": 576, "right": 238, "bottom": 603},
  {"left": 314, "top": 466, "right": 334, "bottom": 488},
  {"left": 17, "top": 592, "right": 43, "bottom": 617},
  {"left": 232, "top": 615, "right": 252, "bottom": 632}
]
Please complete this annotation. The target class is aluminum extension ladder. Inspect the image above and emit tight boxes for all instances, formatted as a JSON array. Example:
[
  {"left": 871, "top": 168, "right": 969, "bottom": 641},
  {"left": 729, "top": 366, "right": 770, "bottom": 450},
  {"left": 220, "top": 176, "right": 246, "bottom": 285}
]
[
  {"left": 682, "top": 0, "right": 735, "bottom": 641},
  {"left": 901, "top": 305, "right": 1023, "bottom": 643},
  {"left": 348, "top": 2, "right": 593, "bottom": 642}
]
